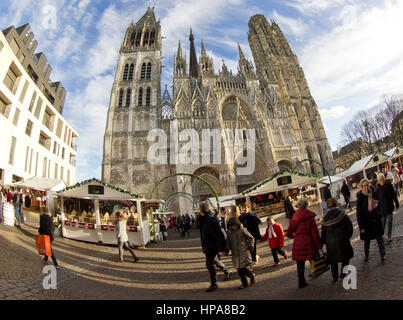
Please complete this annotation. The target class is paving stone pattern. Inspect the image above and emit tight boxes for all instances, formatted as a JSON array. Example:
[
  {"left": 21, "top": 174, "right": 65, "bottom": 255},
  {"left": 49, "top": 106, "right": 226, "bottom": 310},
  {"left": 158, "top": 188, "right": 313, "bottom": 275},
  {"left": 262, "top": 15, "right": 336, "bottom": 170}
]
[{"left": 1, "top": 198, "right": 403, "bottom": 300}]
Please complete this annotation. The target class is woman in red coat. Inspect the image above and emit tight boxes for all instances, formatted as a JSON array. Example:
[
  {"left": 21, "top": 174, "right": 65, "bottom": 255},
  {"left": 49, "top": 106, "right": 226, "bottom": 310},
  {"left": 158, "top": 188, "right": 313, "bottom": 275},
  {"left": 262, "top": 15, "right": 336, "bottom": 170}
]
[
  {"left": 261, "top": 216, "right": 288, "bottom": 266},
  {"left": 286, "top": 198, "right": 322, "bottom": 289},
  {"left": 169, "top": 216, "right": 174, "bottom": 229}
]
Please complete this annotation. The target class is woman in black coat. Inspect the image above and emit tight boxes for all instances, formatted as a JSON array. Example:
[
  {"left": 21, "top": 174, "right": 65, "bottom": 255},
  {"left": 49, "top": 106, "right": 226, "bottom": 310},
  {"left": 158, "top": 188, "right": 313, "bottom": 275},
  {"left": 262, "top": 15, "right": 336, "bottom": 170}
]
[
  {"left": 321, "top": 198, "right": 354, "bottom": 282},
  {"left": 356, "top": 179, "right": 385, "bottom": 263},
  {"left": 38, "top": 208, "right": 59, "bottom": 268}
]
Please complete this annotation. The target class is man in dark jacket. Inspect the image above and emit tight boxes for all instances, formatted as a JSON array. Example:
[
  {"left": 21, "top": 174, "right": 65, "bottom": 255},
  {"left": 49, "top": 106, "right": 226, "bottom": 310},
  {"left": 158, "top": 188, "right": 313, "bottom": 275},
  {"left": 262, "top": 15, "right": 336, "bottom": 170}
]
[
  {"left": 324, "top": 184, "right": 332, "bottom": 201},
  {"left": 374, "top": 173, "right": 399, "bottom": 244},
  {"left": 341, "top": 181, "right": 351, "bottom": 211},
  {"left": 238, "top": 202, "right": 261, "bottom": 263},
  {"left": 197, "top": 202, "right": 228, "bottom": 292}
]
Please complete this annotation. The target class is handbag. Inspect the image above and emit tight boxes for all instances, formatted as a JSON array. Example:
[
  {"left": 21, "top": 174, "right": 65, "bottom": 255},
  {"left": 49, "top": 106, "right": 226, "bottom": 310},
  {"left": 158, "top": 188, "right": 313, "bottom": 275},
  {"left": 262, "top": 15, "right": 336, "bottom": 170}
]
[
  {"left": 309, "top": 249, "right": 330, "bottom": 278},
  {"left": 35, "top": 235, "right": 52, "bottom": 257}
]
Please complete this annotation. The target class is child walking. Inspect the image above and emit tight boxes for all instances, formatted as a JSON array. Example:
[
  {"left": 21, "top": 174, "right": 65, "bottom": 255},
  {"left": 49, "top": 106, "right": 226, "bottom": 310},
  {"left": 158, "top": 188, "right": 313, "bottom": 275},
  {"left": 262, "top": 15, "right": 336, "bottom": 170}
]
[
  {"left": 224, "top": 217, "right": 256, "bottom": 289},
  {"left": 261, "top": 216, "right": 288, "bottom": 267}
]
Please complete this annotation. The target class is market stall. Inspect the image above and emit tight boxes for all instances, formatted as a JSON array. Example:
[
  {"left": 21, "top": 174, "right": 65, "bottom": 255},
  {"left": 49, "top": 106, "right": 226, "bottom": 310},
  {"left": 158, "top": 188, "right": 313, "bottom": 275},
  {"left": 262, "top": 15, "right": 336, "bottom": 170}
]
[
  {"left": 57, "top": 178, "right": 163, "bottom": 246},
  {"left": 237, "top": 170, "right": 323, "bottom": 219},
  {"left": 385, "top": 146, "right": 403, "bottom": 167},
  {"left": 320, "top": 175, "right": 346, "bottom": 205},
  {"left": 12, "top": 177, "right": 66, "bottom": 227},
  {"left": 207, "top": 194, "right": 237, "bottom": 210}
]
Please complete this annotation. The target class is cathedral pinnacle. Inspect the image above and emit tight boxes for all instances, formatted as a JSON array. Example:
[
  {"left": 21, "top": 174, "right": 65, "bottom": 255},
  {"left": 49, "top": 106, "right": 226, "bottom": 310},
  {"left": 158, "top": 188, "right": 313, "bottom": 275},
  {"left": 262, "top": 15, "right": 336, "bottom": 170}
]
[{"left": 189, "top": 26, "right": 199, "bottom": 78}]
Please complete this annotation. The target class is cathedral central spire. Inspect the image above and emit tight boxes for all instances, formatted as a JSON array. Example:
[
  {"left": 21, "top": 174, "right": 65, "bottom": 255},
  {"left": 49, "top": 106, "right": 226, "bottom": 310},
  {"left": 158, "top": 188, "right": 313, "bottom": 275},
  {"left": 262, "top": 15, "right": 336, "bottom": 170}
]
[{"left": 189, "top": 27, "right": 199, "bottom": 78}]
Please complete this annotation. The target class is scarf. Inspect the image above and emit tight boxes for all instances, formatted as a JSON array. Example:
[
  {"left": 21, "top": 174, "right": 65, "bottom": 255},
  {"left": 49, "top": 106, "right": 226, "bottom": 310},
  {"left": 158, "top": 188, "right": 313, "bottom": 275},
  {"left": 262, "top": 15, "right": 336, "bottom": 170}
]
[
  {"left": 268, "top": 224, "right": 277, "bottom": 239},
  {"left": 362, "top": 191, "right": 378, "bottom": 212}
]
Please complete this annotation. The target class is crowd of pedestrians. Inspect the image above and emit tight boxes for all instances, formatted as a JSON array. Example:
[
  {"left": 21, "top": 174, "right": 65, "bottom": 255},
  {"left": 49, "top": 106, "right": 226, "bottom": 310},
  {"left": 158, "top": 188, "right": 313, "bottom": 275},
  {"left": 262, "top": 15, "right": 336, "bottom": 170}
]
[{"left": 0, "top": 187, "right": 24, "bottom": 228}]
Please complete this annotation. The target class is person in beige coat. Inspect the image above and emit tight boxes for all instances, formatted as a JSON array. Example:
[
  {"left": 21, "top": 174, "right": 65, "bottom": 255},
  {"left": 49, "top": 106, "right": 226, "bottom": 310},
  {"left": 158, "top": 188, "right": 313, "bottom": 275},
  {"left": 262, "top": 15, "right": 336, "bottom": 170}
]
[
  {"left": 224, "top": 217, "right": 256, "bottom": 289},
  {"left": 116, "top": 211, "right": 138, "bottom": 263}
]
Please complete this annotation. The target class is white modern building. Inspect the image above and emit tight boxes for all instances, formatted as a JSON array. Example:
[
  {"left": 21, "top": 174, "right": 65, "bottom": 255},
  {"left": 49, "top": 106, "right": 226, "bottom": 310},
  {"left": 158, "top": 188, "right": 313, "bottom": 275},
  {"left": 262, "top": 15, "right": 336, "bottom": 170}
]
[{"left": 0, "top": 24, "right": 78, "bottom": 186}]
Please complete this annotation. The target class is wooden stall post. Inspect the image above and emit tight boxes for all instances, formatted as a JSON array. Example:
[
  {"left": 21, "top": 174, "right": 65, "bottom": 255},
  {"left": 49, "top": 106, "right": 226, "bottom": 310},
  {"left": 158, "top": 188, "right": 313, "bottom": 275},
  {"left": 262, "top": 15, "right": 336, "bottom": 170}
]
[
  {"left": 94, "top": 199, "right": 102, "bottom": 244},
  {"left": 61, "top": 196, "right": 66, "bottom": 238},
  {"left": 137, "top": 199, "right": 146, "bottom": 249}
]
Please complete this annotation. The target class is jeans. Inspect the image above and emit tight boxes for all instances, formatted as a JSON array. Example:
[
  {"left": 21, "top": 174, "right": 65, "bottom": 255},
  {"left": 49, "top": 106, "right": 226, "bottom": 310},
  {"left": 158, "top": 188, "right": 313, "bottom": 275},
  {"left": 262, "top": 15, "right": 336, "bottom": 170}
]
[
  {"left": 364, "top": 237, "right": 385, "bottom": 259},
  {"left": 331, "top": 259, "right": 350, "bottom": 280},
  {"left": 118, "top": 241, "right": 137, "bottom": 261},
  {"left": 271, "top": 247, "right": 286, "bottom": 264},
  {"left": 296, "top": 260, "right": 307, "bottom": 285},
  {"left": 394, "top": 183, "right": 400, "bottom": 195},
  {"left": 237, "top": 268, "right": 254, "bottom": 286},
  {"left": 14, "top": 205, "right": 21, "bottom": 226},
  {"left": 381, "top": 214, "right": 393, "bottom": 238},
  {"left": 44, "top": 241, "right": 58, "bottom": 267}
]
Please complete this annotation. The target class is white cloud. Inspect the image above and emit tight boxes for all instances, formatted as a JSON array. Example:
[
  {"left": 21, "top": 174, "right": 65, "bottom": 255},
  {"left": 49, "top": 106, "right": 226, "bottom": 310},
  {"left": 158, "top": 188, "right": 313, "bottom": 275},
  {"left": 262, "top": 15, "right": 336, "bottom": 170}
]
[
  {"left": 271, "top": 10, "right": 310, "bottom": 36},
  {"left": 319, "top": 105, "right": 350, "bottom": 119},
  {"left": 285, "top": 0, "right": 348, "bottom": 16},
  {"left": 301, "top": 1, "right": 403, "bottom": 106}
]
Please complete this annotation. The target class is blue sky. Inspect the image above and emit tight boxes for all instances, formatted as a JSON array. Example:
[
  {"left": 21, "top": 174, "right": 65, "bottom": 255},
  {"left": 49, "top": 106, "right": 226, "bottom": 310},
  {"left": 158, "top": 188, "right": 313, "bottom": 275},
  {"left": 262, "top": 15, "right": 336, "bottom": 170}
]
[{"left": 1, "top": 0, "right": 403, "bottom": 182}]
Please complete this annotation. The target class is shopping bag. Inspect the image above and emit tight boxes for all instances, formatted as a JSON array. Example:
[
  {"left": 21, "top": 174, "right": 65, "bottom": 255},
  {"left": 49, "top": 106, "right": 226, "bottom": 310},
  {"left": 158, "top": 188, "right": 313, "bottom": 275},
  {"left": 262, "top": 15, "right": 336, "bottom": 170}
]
[
  {"left": 163, "top": 231, "right": 168, "bottom": 237},
  {"left": 35, "top": 235, "right": 52, "bottom": 257},
  {"left": 309, "top": 249, "right": 329, "bottom": 278}
]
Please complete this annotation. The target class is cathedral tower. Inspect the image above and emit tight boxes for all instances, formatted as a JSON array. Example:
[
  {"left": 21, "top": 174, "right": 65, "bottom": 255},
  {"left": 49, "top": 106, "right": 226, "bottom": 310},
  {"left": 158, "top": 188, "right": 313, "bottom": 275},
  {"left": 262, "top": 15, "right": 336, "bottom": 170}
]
[
  {"left": 102, "top": 7, "right": 163, "bottom": 194},
  {"left": 248, "top": 14, "right": 334, "bottom": 175}
]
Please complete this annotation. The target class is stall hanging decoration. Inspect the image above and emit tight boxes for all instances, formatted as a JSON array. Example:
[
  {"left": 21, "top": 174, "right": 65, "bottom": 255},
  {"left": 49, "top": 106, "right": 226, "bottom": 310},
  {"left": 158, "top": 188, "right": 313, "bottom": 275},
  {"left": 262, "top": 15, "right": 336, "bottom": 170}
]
[
  {"left": 57, "top": 178, "right": 143, "bottom": 199},
  {"left": 242, "top": 169, "right": 320, "bottom": 195}
]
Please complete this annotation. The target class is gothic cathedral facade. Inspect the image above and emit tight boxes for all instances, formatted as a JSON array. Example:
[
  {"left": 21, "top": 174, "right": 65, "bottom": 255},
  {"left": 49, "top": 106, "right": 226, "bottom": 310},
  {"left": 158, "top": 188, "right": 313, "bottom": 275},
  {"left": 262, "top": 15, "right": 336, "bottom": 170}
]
[{"left": 102, "top": 8, "right": 335, "bottom": 212}]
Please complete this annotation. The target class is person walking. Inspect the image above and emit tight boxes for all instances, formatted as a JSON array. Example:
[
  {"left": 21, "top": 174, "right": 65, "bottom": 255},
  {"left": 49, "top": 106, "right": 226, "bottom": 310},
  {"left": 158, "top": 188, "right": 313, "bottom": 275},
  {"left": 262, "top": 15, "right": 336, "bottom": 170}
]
[
  {"left": 391, "top": 165, "right": 400, "bottom": 196},
  {"left": 227, "top": 205, "right": 241, "bottom": 223},
  {"left": 374, "top": 173, "right": 399, "bottom": 244},
  {"left": 225, "top": 217, "right": 256, "bottom": 289},
  {"left": 12, "top": 189, "right": 22, "bottom": 228},
  {"left": 115, "top": 211, "right": 138, "bottom": 263},
  {"left": 0, "top": 187, "right": 3, "bottom": 222},
  {"left": 321, "top": 198, "right": 354, "bottom": 282},
  {"left": 184, "top": 214, "right": 191, "bottom": 236},
  {"left": 238, "top": 202, "right": 262, "bottom": 264},
  {"left": 260, "top": 216, "right": 287, "bottom": 267},
  {"left": 6, "top": 189, "right": 12, "bottom": 203},
  {"left": 341, "top": 181, "right": 352, "bottom": 211},
  {"left": 159, "top": 216, "right": 168, "bottom": 240},
  {"left": 219, "top": 207, "right": 228, "bottom": 233},
  {"left": 177, "top": 216, "right": 185, "bottom": 237},
  {"left": 356, "top": 179, "right": 385, "bottom": 263},
  {"left": 284, "top": 196, "right": 296, "bottom": 222},
  {"left": 286, "top": 198, "right": 322, "bottom": 289},
  {"left": 197, "top": 201, "right": 230, "bottom": 292},
  {"left": 38, "top": 207, "right": 59, "bottom": 268}
]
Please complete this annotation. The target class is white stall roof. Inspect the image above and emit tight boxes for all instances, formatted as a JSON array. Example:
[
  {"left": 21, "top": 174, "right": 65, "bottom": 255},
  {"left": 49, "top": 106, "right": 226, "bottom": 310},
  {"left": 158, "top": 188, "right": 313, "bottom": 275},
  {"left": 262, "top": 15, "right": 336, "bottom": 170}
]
[
  {"left": 340, "top": 154, "right": 374, "bottom": 177},
  {"left": 207, "top": 194, "right": 237, "bottom": 208},
  {"left": 13, "top": 177, "right": 66, "bottom": 192},
  {"left": 384, "top": 147, "right": 397, "bottom": 158},
  {"left": 57, "top": 178, "right": 143, "bottom": 200},
  {"left": 242, "top": 170, "right": 320, "bottom": 197},
  {"left": 320, "top": 175, "right": 345, "bottom": 185}
]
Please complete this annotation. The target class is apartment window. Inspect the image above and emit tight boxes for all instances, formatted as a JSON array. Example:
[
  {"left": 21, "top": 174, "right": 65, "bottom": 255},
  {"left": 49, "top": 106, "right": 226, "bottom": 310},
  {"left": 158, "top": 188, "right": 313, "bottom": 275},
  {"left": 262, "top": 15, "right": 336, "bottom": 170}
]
[
  {"left": 60, "top": 166, "right": 64, "bottom": 180},
  {"left": 38, "top": 131, "right": 51, "bottom": 150},
  {"left": 5, "top": 63, "right": 22, "bottom": 95},
  {"left": 28, "top": 91, "right": 37, "bottom": 112},
  {"left": 19, "top": 80, "right": 29, "bottom": 103},
  {"left": 0, "top": 94, "right": 12, "bottom": 118},
  {"left": 63, "top": 126, "right": 68, "bottom": 142},
  {"left": 61, "top": 147, "right": 65, "bottom": 159},
  {"left": 9, "top": 137, "right": 17, "bottom": 165},
  {"left": 55, "top": 119, "right": 63, "bottom": 138},
  {"left": 53, "top": 141, "right": 57, "bottom": 154},
  {"left": 25, "top": 119, "right": 33, "bottom": 136},
  {"left": 19, "top": 53, "right": 25, "bottom": 64},
  {"left": 34, "top": 152, "right": 38, "bottom": 175},
  {"left": 12, "top": 108, "right": 20, "bottom": 126},
  {"left": 0, "top": 40, "right": 4, "bottom": 52},
  {"left": 34, "top": 97, "right": 43, "bottom": 118},
  {"left": 25, "top": 147, "right": 29, "bottom": 172},
  {"left": 29, "top": 149, "right": 33, "bottom": 174},
  {"left": 43, "top": 157, "right": 47, "bottom": 178},
  {"left": 67, "top": 170, "right": 70, "bottom": 185},
  {"left": 54, "top": 163, "right": 58, "bottom": 179},
  {"left": 42, "top": 107, "right": 54, "bottom": 131}
]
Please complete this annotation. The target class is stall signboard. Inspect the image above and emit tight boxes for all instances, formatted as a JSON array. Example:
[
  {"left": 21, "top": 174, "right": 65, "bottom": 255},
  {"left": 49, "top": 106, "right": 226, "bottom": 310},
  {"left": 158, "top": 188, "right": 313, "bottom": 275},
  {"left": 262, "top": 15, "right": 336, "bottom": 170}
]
[
  {"left": 64, "top": 221, "right": 77, "bottom": 227},
  {"left": 78, "top": 222, "right": 95, "bottom": 229},
  {"left": 127, "top": 226, "right": 138, "bottom": 232},
  {"left": 277, "top": 175, "right": 292, "bottom": 187},
  {"left": 88, "top": 185, "right": 104, "bottom": 195}
]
